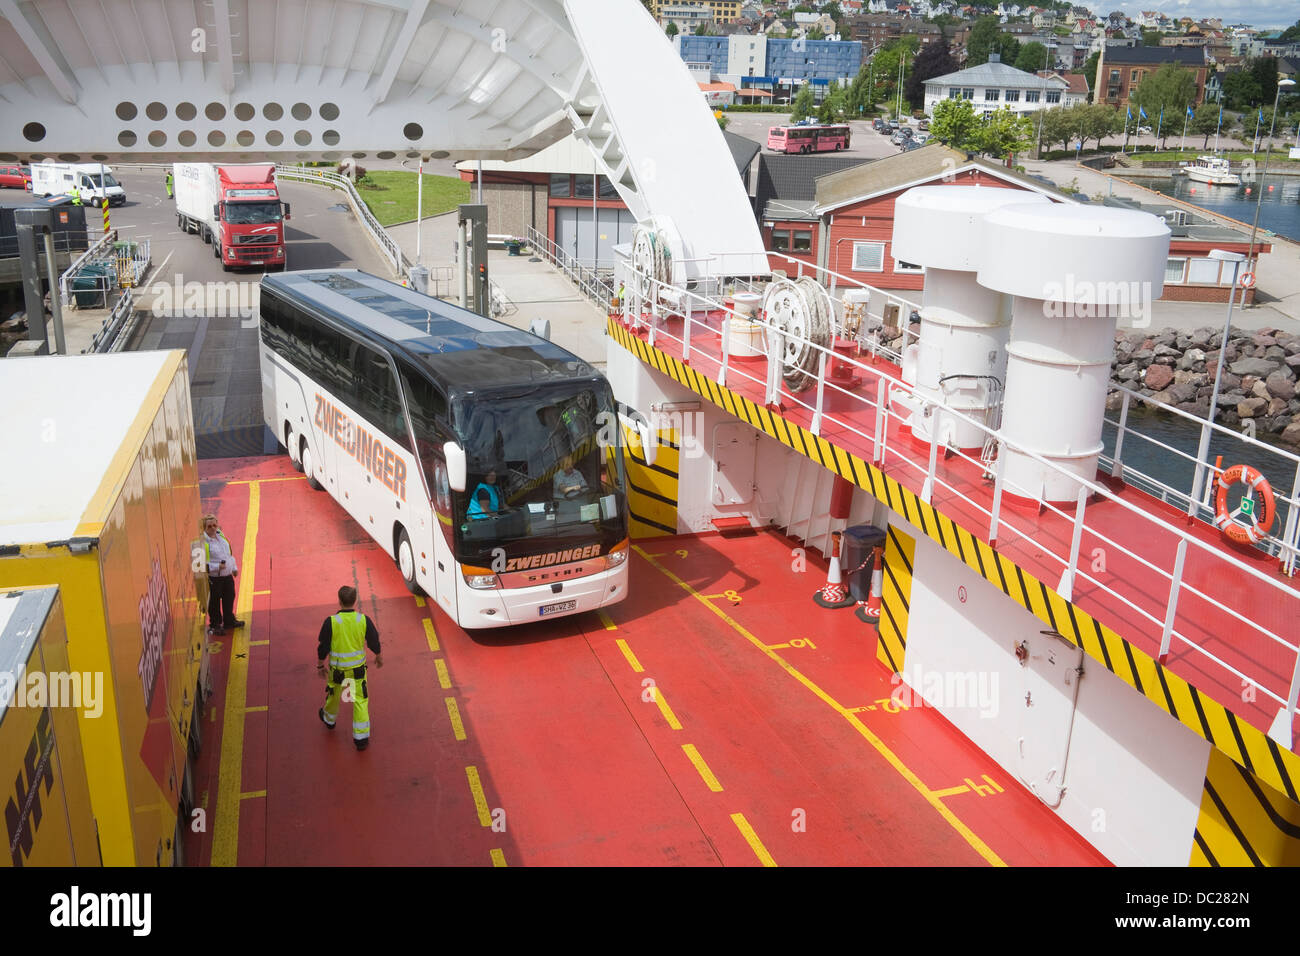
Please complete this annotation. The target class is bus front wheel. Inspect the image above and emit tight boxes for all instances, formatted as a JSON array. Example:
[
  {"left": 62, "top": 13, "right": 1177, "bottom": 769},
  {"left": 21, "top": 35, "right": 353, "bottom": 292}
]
[
  {"left": 396, "top": 528, "right": 424, "bottom": 596},
  {"left": 301, "top": 440, "right": 322, "bottom": 490}
]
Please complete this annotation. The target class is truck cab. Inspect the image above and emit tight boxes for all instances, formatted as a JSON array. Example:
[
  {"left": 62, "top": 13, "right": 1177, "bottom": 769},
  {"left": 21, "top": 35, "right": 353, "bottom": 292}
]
[{"left": 175, "top": 163, "right": 289, "bottom": 272}]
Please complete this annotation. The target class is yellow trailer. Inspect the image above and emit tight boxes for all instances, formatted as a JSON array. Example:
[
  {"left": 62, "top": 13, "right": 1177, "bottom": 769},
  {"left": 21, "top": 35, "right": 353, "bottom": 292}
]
[
  {"left": 0, "top": 351, "right": 209, "bottom": 865},
  {"left": 0, "top": 586, "right": 99, "bottom": 866}
]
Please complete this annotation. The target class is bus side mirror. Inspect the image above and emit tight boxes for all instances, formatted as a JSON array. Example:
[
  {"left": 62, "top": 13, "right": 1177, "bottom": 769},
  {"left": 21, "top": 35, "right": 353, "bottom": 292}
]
[
  {"left": 283, "top": 202, "right": 291, "bottom": 220},
  {"left": 444, "top": 442, "right": 467, "bottom": 492}
]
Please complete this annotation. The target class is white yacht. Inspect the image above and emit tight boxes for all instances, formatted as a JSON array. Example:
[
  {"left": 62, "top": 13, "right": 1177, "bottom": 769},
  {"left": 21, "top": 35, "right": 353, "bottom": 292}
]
[{"left": 1182, "top": 154, "right": 1241, "bottom": 185}]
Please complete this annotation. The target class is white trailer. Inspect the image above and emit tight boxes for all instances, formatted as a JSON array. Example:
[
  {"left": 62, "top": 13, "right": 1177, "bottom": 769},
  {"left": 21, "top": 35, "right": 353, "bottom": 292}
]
[
  {"left": 173, "top": 162, "right": 220, "bottom": 243},
  {"left": 29, "top": 162, "right": 126, "bottom": 207}
]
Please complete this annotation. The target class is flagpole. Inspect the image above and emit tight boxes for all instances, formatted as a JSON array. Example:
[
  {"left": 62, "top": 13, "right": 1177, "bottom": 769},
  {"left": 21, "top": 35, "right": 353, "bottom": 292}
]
[
  {"left": 1181, "top": 107, "right": 1189, "bottom": 152},
  {"left": 1254, "top": 110, "right": 1261, "bottom": 153},
  {"left": 1156, "top": 107, "right": 1163, "bottom": 149},
  {"left": 1215, "top": 103, "right": 1222, "bottom": 153}
]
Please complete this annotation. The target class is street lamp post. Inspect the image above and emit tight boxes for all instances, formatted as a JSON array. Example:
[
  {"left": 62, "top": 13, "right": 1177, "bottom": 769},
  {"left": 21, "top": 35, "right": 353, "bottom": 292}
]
[
  {"left": 1189, "top": 249, "right": 1246, "bottom": 516},
  {"left": 1243, "top": 77, "right": 1296, "bottom": 291}
]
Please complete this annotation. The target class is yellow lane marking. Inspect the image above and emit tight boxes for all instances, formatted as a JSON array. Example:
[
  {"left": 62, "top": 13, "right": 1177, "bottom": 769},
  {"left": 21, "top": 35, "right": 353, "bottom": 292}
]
[
  {"left": 415, "top": 596, "right": 426, "bottom": 607},
  {"left": 240, "top": 790, "right": 267, "bottom": 801},
  {"left": 249, "top": 639, "right": 269, "bottom": 646},
  {"left": 597, "top": 610, "right": 617, "bottom": 631},
  {"left": 616, "top": 639, "right": 644, "bottom": 673},
  {"left": 434, "top": 658, "right": 452, "bottom": 689},
  {"left": 730, "top": 812, "right": 777, "bottom": 867},
  {"left": 490, "top": 849, "right": 508, "bottom": 867},
  {"left": 652, "top": 685, "right": 683, "bottom": 730},
  {"left": 932, "top": 785, "right": 970, "bottom": 799},
  {"left": 682, "top": 744, "right": 724, "bottom": 792},
  {"left": 423, "top": 618, "right": 440, "bottom": 653},
  {"left": 445, "top": 697, "right": 467, "bottom": 741},
  {"left": 635, "top": 546, "right": 1006, "bottom": 868},
  {"left": 466, "top": 766, "right": 492, "bottom": 827},
  {"left": 244, "top": 705, "right": 268, "bottom": 713},
  {"left": 213, "top": 480, "right": 261, "bottom": 867},
  {"left": 253, "top": 590, "right": 272, "bottom": 596}
]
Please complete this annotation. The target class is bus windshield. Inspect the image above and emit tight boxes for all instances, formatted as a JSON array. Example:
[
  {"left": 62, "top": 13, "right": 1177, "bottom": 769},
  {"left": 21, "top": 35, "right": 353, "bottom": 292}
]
[
  {"left": 225, "top": 201, "right": 283, "bottom": 224},
  {"left": 452, "top": 383, "right": 626, "bottom": 566}
]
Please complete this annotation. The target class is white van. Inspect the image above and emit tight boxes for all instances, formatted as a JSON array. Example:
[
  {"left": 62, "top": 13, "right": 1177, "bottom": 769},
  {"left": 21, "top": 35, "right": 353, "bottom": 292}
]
[{"left": 30, "top": 162, "right": 127, "bottom": 207}]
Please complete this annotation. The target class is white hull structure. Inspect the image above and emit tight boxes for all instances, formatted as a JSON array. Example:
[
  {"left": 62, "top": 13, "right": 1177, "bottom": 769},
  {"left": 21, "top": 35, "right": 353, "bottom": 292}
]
[{"left": 1183, "top": 156, "right": 1241, "bottom": 186}]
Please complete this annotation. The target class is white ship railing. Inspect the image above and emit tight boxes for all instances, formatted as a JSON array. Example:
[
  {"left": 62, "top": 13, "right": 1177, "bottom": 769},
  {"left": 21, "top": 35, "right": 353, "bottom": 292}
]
[{"left": 616, "top": 253, "right": 1300, "bottom": 747}]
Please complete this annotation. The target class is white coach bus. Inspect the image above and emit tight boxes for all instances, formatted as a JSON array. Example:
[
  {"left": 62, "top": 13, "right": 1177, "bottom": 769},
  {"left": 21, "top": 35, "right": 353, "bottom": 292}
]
[{"left": 258, "top": 270, "right": 629, "bottom": 628}]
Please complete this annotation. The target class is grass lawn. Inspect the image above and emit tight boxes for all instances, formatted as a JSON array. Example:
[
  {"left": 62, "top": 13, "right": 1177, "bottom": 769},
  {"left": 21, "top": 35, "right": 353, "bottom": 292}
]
[
  {"left": 1136, "top": 150, "right": 1300, "bottom": 165},
  {"left": 355, "top": 170, "right": 471, "bottom": 226}
]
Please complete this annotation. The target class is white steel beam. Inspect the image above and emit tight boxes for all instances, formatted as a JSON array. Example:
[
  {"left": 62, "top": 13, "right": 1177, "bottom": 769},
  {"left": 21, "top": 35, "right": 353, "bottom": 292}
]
[
  {"left": 371, "top": 0, "right": 429, "bottom": 106},
  {"left": 212, "top": 0, "right": 236, "bottom": 92},
  {"left": 0, "top": 0, "right": 79, "bottom": 102}
]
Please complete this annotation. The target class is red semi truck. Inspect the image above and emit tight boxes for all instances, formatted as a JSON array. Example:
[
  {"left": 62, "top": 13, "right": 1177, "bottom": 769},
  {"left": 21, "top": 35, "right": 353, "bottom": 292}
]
[{"left": 174, "top": 163, "right": 289, "bottom": 271}]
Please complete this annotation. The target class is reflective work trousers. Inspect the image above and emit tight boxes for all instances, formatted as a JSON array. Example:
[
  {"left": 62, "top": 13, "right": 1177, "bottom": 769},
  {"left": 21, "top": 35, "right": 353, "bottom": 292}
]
[{"left": 322, "top": 666, "right": 370, "bottom": 741}]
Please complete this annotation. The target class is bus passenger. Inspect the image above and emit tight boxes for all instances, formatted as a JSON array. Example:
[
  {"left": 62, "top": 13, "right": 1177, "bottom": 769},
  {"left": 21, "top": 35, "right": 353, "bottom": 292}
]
[
  {"left": 554, "top": 459, "right": 589, "bottom": 499},
  {"left": 467, "top": 488, "right": 495, "bottom": 519}
]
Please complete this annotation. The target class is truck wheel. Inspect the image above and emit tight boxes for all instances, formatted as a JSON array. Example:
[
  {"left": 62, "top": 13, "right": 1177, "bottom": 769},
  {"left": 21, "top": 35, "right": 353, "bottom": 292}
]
[
  {"left": 301, "top": 440, "right": 322, "bottom": 490},
  {"left": 396, "top": 528, "right": 424, "bottom": 595}
]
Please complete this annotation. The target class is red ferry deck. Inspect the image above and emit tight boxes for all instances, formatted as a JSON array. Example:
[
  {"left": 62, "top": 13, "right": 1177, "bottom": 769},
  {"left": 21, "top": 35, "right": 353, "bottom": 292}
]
[
  {"left": 185, "top": 455, "right": 1106, "bottom": 866},
  {"left": 607, "top": 309, "right": 1300, "bottom": 771}
]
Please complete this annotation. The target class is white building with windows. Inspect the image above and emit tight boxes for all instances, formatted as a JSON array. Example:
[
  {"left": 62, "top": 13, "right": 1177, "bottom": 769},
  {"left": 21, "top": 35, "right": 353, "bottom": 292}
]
[{"left": 922, "top": 56, "right": 1070, "bottom": 118}]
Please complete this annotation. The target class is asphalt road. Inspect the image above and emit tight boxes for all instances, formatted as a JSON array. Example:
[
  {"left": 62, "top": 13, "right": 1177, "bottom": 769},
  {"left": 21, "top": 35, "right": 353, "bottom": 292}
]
[{"left": 112, "top": 166, "right": 393, "bottom": 458}]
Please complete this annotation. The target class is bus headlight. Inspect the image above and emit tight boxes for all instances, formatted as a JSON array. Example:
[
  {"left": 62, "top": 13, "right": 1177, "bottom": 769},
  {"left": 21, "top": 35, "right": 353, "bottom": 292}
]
[
  {"left": 462, "top": 572, "right": 500, "bottom": 590},
  {"left": 605, "top": 539, "right": 630, "bottom": 569}
]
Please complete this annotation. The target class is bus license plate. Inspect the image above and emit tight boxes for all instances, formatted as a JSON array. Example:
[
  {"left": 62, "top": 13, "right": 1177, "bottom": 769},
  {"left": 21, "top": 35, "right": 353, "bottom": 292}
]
[{"left": 539, "top": 600, "right": 577, "bottom": 617}]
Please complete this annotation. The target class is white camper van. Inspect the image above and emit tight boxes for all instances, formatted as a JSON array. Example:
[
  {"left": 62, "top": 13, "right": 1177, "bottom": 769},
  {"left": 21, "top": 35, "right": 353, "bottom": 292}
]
[{"left": 30, "top": 162, "right": 126, "bottom": 207}]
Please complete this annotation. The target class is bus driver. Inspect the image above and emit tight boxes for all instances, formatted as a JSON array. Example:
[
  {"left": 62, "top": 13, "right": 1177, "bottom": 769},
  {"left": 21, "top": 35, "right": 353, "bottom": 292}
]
[{"left": 467, "top": 468, "right": 502, "bottom": 519}]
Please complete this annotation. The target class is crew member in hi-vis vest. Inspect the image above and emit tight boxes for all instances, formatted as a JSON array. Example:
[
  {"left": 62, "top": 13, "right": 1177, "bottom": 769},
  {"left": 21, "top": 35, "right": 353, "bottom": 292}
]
[{"left": 317, "top": 585, "right": 384, "bottom": 751}]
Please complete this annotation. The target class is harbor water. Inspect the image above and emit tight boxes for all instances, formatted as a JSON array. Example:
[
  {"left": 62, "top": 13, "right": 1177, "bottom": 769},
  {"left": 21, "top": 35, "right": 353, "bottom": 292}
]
[{"left": 1145, "top": 172, "right": 1300, "bottom": 242}]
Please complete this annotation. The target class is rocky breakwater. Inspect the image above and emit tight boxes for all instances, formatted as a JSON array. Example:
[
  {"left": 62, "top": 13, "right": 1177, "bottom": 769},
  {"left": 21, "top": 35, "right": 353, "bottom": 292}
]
[{"left": 1109, "top": 327, "right": 1300, "bottom": 448}]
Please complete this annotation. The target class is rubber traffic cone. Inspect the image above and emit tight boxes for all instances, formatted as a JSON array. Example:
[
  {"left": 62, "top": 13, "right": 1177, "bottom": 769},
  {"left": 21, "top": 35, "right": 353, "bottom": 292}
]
[
  {"left": 813, "top": 531, "right": 855, "bottom": 609},
  {"left": 856, "top": 546, "right": 884, "bottom": 624}
]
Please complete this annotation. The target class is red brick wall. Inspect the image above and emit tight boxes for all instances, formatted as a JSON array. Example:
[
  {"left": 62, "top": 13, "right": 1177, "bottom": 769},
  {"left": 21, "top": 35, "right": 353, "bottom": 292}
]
[{"left": 1159, "top": 284, "right": 1256, "bottom": 304}]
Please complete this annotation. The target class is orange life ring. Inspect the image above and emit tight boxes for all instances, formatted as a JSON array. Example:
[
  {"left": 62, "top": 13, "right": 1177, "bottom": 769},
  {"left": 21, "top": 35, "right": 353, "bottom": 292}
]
[
  {"left": 1239, "top": 272, "right": 1256, "bottom": 289},
  {"left": 1214, "top": 464, "right": 1275, "bottom": 545}
]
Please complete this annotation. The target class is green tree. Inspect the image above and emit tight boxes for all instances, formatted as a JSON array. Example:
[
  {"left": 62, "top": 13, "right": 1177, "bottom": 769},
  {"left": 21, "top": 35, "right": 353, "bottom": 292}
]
[
  {"left": 1038, "top": 106, "right": 1075, "bottom": 152},
  {"left": 904, "top": 35, "right": 956, "bottom": 111},
  {"left": 978, "top": 107, "right": 1035, "bottom": 158},
  {"left": 807, "top": 27, "right": 824, "bottom": 40},
  {"left": 930, "top": 98, "right": 982, "bottom": 150},
  {"left": 1130, "top": 64, "right": 1197, "bottom": 146},
  {"left": 1078, "top": 50, "right": 1100, "bottom": 100},
  {"left": 665, "top": 21, "right": 679, "bottom": 36},
  {"left": 872, "top": 35, "right": 921, "bottom": 112},
  {"left": 846, "top": 62, "right": 875, "bottom": 115},
  {"left": 1079, "top": 103, "right": 1121, "bottom": 150},
  {"left": 695, "top": 23, "right": 713, "bottom": 35},
  {"left": 818, "top": 87, "right": 847, "bottom": 123},
  {"left": 997, "top": 33, "right": 1021, "bottom": 65},
  {"left": 1191, "top": 102, "right": 1224, "bottom": 149},
  {"left": 1141, "top": 29, "right": 1161, "bottom": 46},
  {"left": 1014, "top": 41, "right": 1050, "bottom": 73},
  {"left": 965, "top": 15, "right": 1002, "bottom": 66},
  {"left": 1282, "top": 18, "right": 1300, "bottom": 43},
  {"left": 791, "top": 83, "right": 815, "bottom": 122}
]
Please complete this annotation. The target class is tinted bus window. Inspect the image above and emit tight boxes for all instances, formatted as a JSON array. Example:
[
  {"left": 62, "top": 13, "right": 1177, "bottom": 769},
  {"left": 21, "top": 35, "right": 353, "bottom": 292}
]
[{"left": 356, "top": 344, "right": 410, "bottom": 448}]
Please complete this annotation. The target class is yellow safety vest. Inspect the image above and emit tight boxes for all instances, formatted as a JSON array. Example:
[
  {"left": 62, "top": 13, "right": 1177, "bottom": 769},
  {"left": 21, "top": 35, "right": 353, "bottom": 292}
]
[
  {"left": 329, "top": 611, "right": 368, "bottom": 671},
  {"left": 203, "top": 532, "right": 233, "bottom": 572}
]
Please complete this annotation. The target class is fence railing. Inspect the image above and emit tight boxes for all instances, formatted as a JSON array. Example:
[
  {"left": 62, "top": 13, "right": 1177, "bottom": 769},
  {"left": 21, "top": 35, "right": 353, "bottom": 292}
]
[
  {"left": 613, "top": 251, "right": 1300, "bottom": 744},
  {"left": 274, "top": 164, "right": 403, "bottom": 277},
  {"left": 524, "top": 225, "right": 615, "bottom": 308},
  {"left": 59, "top": 230, "right": 151, "bottom": 305},
  {"left": 85, "top": 288, "right": 135, "bottom": 353}
]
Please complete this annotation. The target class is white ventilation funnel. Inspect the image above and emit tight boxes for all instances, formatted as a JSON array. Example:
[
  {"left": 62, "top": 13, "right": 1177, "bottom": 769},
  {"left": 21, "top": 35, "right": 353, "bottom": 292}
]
[
  {"left": 891, "top": 185, "right": 1051, "bottom": 451},
  {"left": 977, "top": 204, "right": 1170, "bottom": 504}
]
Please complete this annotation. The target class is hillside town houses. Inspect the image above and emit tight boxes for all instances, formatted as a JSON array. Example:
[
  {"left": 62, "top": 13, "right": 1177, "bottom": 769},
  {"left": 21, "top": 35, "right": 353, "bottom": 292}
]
[{"left": 652, "top": 0, "right": 1299, "bottom": 116}]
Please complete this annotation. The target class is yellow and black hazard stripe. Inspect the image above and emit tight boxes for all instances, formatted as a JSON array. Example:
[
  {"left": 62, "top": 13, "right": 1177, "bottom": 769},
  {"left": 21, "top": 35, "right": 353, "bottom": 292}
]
[
  {"left": 877, "top": 525, "right": 916, "bottom": 673},
  {"left": 1191, "top": 746, "right": 1300, "bottom": 866},
  {"left": 608, "top": 318, "right": 1300, "bottom": 800},
  {"left": 620, "top": 418, "right": 679, "bottom": 538}
]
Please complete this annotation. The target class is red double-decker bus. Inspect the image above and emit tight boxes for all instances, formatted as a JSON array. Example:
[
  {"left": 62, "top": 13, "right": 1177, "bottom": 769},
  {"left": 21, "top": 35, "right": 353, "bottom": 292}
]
[{"left": 766, "top": 123, "right": 851, "bottom": 154}]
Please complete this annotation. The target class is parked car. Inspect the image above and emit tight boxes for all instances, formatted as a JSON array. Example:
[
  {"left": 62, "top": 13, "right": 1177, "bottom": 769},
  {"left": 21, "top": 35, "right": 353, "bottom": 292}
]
[
  {"left": 891, "top": 129, "right": 913, "bottom": 146},
  {"left": 902, "top": 139, "right": 923, "bottom": 151},
  {"left": 0, "top": 164, "right": 31, "bottom": 190},
  {"left": 1135, "top": 125, "right": 1152, "bottom": 136},
  {"left": 913, "top": 132, "right": 930, "bottom": 145},
  {"left": 918, "top": 119, "right": 930, "bottom": 131}
]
